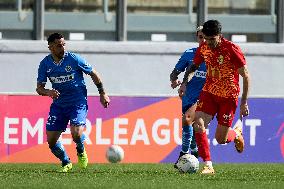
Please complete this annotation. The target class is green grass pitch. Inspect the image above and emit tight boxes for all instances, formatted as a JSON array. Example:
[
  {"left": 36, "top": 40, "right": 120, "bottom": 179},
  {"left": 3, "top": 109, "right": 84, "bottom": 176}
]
[{"left": 0, "top": 163, "right": 283, "bottom": 189}]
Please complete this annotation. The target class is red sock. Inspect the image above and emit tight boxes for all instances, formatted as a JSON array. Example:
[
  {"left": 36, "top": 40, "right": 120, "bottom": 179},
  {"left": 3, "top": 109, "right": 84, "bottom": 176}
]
[
  {"left": 226, "top": 129, "right": 236, "bottom": 143},
  {"left": 195, "top": 131, "right": 211, "bottom": 161}
]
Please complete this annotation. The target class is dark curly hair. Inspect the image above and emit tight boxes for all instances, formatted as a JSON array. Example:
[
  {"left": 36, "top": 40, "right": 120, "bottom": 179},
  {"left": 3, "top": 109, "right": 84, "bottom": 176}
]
[
  {"left": 47, "top": 33, "right": 64, "bottom": 44},
  {"left": 202, "top": 20, "right": 222, "bottom": 36}
]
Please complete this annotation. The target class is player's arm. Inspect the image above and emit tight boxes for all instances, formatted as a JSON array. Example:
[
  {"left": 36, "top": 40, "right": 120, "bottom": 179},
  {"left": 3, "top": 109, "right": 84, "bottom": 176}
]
[
  {"left": 182, "top": 47, "right": 203, "bottom": 85},
  {"left": 170, "top": 50, "right": 190, "bottom": 89},
  {"left": 36, "top": 83, "right": 60, "bottom": 99},
  {"left": 181, "top": 64, "right": 198, "bottom": 84},
  {"left": 238, "top": 65, "right": 250, "bottom": 118},
  {"left": 88, "top": 69, "right": 110, "bottom": 108},
  {"left": 231, "top": 44, "right": 250, "bottom": 118},
  {"left": 177, "top": 64, "right": 198, "bottom": 98},
  {"left": 36, "top": 60, "right": 60, "bottom": 99},
  {"left": 170, "top": 68, "right": 182, "bottom": 89}
]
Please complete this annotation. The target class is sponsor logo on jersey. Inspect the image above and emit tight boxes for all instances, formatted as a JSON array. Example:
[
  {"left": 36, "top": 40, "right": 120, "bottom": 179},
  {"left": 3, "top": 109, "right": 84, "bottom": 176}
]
[
  {"left": 50, "top": 73, "right": 75, "bottom": 83},
  {"left": 194, "top": 70, "right": 206, "bottom": 78}
]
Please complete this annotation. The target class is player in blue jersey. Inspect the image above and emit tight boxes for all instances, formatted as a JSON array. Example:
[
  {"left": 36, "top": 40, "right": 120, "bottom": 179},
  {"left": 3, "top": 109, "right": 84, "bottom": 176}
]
[
  {"left": 170, "top": 26, "right": 206, "bottom": 168},
  {"left": 36, "top": 33, "right": 110, "bottom": 172}
]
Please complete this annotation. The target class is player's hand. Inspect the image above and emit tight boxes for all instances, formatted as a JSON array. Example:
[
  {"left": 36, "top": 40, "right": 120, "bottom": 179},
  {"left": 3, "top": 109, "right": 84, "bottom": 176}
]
[
  {"left": 47, "top": 89, "right": 60, "bottom": 99},
  {"left": 240, "top": 102, "right": 249, "bottom": 118},
  {"left": 100, "top": 93, "right": 110, "bottom": 108},
  {"left": 171, "top": 80, "right": 181, "bottom": 89},
  {"left": 178, "top": 83, "right": 186, "bottom": 99}
]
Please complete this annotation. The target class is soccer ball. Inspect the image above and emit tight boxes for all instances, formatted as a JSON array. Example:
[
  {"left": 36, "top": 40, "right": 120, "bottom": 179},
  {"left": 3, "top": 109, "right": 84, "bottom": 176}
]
[
  {"left": 106, "top": 145, "right": 124, "bottom": 163},
  {"left": 176, "top": 154, "right": 199, "bottom": 173}
]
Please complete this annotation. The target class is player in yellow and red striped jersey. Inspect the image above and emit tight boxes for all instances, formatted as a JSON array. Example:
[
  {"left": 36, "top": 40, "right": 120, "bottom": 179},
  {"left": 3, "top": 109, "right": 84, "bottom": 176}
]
[{"left": 183, "top": 20, "right": 250, "bottom": 174}]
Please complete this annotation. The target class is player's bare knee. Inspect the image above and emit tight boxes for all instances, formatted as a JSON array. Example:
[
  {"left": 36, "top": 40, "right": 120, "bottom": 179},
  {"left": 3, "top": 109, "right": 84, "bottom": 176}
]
[
  {"left": 216, "top": 137, "right": 226, "bottom": 144},
  {"left": 193, "top": 123, "right": 204, "bottom": 133},
  {"left": 182, "top": 115, "right": 193, "bottom": 126},
  {"left": 193, "top": 118, "right": 205, "bottom": 129}
]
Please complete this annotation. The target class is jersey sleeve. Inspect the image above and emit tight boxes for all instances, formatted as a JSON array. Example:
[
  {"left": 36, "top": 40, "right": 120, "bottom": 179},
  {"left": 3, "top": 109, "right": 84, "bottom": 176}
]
[
  {"left": 75, "top": 54, "right": 93, "bottom": 74},
  {"left": 37, "top": 60, "right": 47, "bottom": 84},
  {"left": 175, "top": 48, "right": 195, "bottom": 72},
  {"left": 193, "top": 46, "right": 204, "bottom": 66},
  {"left": 231, "top": 44, "right": 246, "bottom": 69}
]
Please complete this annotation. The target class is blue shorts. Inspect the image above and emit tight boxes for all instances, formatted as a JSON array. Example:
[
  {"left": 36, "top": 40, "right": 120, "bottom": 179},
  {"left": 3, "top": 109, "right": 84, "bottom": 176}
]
[
  {"left": 182, "top": 91, "right": 200, "bottom": 114},
  {"left": 46, "top": 103, "right": 88, "bottom": 131}
]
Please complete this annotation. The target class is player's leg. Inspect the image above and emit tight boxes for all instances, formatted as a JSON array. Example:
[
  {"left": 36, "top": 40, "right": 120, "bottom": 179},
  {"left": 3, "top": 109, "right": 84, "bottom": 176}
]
[
  {"left": 70, "top": 125, "right": 88, "bottom": 169},
  {"left": 181, "top": 103, "right": 199, "bottom": 158},
  {"left": 194, "top": 111, "right": 214, "bottom": 174},
  {"left": 193, "top": 91, "right": 216, "bottom": 174},
  {"left": 215, "top": 125, "right": 230, "bottom": 144},
  {"left": 69, "top": 104, "right": 88, "bottom": 169},
  {"left": 181, "top": 104, "right": 196, "bottom": 154},
  {"left": 46, "top": 104, "right": 72, "bottom": 172},
  {"left": 215, "top": 97, "right": 244, "bottom": 152},
  {"left": 188, "top": 103, "right": 198, "bottom": 158},
  {"left": 174, "top": 96, "right": 197, "bottom": 168},
  {"left": 47, "top": 131, "right": 72, "bottom": 172}
]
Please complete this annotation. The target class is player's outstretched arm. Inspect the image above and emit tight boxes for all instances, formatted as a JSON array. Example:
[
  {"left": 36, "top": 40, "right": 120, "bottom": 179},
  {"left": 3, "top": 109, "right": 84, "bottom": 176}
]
[
  {"left": 88, "top": 69, "right": 110, "bottom": 108},
  {"left": 181, "top": 64, "right": 198, "bottom": 85},
  {"left": 170, "top": 68, "right": 181, "bottom": 89},
  {"left": 36, "top": 83, "right": 60, "bottom": 99},
  {"left": 177, "top": 64, "right": 198, "bottom": 98},
  {"left": 238, "top": 65, "right": 250, "bottom": 118}
]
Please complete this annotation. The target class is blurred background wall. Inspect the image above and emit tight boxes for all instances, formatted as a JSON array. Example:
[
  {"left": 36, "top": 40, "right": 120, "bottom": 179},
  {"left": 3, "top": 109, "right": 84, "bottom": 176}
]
[
  {"left": 0, "top": 0, "right": 282, "bottom": 42},
  {"left": 0, "top": 0, "right": 283, "bottom": 97},
  {"left": 0, "top": 40, "right": 283, "bottom": 97}
]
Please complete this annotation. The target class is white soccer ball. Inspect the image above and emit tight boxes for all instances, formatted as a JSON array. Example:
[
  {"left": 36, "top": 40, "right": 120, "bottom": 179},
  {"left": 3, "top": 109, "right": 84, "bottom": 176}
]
[
  {"left": 176, "top": 154, "right": 199, "bottom": 174},
  {"left": 106, "top": 145, "right": 124, "bottom": 163}
]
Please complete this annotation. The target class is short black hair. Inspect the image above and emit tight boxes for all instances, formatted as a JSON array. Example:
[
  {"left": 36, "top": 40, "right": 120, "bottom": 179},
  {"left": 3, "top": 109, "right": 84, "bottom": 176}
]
[
  {"left": 202, "top": 20, "right": 222, "bottom": 36},
  {"left": 47, "top": 33, "right": 64, "bottom": 44}
]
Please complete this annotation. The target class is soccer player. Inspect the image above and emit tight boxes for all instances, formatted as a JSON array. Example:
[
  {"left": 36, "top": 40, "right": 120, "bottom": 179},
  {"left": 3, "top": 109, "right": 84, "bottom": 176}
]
[
  {"left": 36, "top": 33, "right": 110, "bottom": 172},
  {"left": 170, "top": 26, "right": 206, "bottom": 168},
  {"left": 181, "top": 20, "right": 250, "bottom": 174}
]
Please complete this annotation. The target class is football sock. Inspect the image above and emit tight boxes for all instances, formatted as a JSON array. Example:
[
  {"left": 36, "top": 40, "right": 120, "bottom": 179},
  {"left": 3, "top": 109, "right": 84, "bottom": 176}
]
[
  {"left": 181, "top": 125, "right": 193, "bottom": 153},
  {"left": 226, "top": 129, "right": 237, "bottom": 143},
  {"left": 205, "top": 161, "right": 213, "bottom": 168},
  {"left": 195, "top": 131, "right": 211, "bottom": 161},
  {"left": 50, "top": 141, "right": 70, "bottom": 166},
  {"left": 190, "top": 133, "right": 198, "bottom": 152},
  {"left": 74, "top": 133, "right": 86, "bottom": 154}
]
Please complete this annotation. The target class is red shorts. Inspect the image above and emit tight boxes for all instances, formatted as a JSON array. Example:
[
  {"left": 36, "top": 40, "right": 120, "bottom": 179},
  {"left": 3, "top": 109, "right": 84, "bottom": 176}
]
[{"left": 196, "top": 91, "right": 238, "bottom": 127}]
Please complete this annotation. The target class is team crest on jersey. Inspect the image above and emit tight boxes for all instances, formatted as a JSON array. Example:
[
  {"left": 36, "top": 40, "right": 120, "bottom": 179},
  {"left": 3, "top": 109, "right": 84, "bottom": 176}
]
[
  {"left": 65, "top": 65, "right": 72, "bottom": 72},
  {"left": 217, "top": 55, "right": 224, "bottom": 64}
]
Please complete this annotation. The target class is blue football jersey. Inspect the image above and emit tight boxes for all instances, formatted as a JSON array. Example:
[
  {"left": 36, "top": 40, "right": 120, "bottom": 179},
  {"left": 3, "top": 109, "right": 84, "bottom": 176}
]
[
  {"left": 37, "top": 52, "right": 92, "bottom": 107},
  {"left": 175, "top": 47, "right": 206, "bottom": 111}
]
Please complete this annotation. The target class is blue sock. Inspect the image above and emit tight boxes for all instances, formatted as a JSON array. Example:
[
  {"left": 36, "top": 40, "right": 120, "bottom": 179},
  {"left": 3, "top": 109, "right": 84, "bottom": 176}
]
[
  {"left": 74, "top": 133, "right": 85, "bottom": 154},
  {"left": 190, "top": 134, "right": 198, "bottom": 152},
  {"left": 50, "top": 141, "right": 70, "bottom": 166},
  {"left": 181, "top": 125, "right": 193, "bottom": 153}
]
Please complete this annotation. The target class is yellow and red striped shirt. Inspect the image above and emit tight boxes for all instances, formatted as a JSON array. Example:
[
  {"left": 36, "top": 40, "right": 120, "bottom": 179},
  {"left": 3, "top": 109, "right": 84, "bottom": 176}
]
[{"left": 194, "top": 37, "right": 246, "bottom": 99}]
